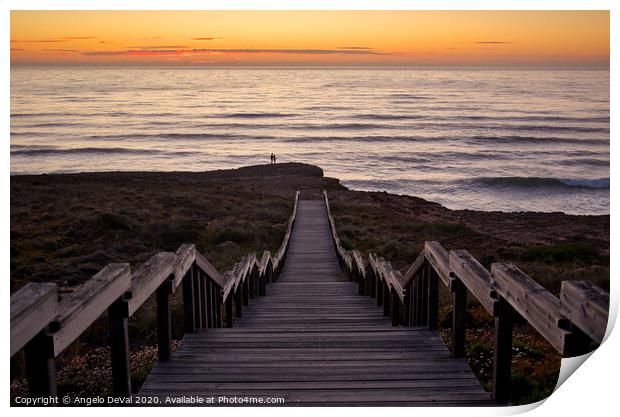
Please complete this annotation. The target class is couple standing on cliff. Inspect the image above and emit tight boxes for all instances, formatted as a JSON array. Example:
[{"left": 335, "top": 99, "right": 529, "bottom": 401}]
[{"left": 270, "top": 153, "right": 277, "bottom": 165}]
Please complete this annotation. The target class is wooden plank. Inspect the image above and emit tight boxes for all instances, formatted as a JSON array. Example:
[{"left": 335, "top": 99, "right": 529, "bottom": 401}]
[
  {"left": 108, "top": 297, "right": 131, "bottom": 395},
  {"left": 52, "top": 263, "right": 131, "bottom": 356},
  {"left": 491, "top": 299, "right": 513, "bottom": 402},
  {"left": 195, "top": 251, "right": 225, "bottom": 288},
  {"left": 128, "top": 252, "right": 175, "bottom": 316},
  {"left": 451, "top": 278, "right": 467, "bottom": 358},
  {"left": 403, "top": 251, "right": 425, "bottom": 287},
  {"left": 171, "top": 244, "right": 195, "bottom": 290},
  {"left": 424, "top": 241, "right": 453, "bottom": 288},
  {"left": 561, "top": 280, "right": 609, "bottom": 343},
  {"left": 258, "top": 251, "right": 271, "bottom": 276},
  {"left": 491, "top": 263, "right": 572, "bottom": 354},
  {"left": 138, "top": 198, "right": 490, "bottom": 405},
  {"left": 10, "top": 282, "right": 58, "bottom": 356},
  {"left": 449, "top": 250, "right": 499, "bottom": 316}
]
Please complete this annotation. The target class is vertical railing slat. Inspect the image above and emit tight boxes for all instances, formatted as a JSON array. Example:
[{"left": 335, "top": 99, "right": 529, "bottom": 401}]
[
  {"left": 108, "top": 296, "right": 131, "bottom": 395},
  {"left": 451, "top": 278, "right": 467, "bottom": 358},
  {"left": 156, "top": 277, "right": 173, "bottom": 361}
]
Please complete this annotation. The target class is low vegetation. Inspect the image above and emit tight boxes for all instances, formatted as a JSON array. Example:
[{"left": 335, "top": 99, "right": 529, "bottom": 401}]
[{"left": 10, "top": 163, "right": 609, "bottom": 405}]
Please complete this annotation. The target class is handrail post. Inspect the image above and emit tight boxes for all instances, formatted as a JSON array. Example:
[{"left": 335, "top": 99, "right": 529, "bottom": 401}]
[
  {"left": 376, "top": 273, "right": 383, "bottom": 306},
  {"left": 225, "top": 294, "right": 234, "bottom": 328},
  {"left": 421, "top": 265, "right": 429, "bottom": 326},
  {"left": 192, "top": 267, "right": 203, "bottom": 329},
  {"left": 206, "top": 280, "right": 214, "bottom": 328},
  {"left": 403, "top": 285, "right": 411, "bottom": 326},
  {"left": 492, "top": 299, "right": 514, "bottom": 403},
  {"left": 391, "top": 288, "right": 400, "bottom": 326},
  {"left": 215, "top": 291, "right": 223, "bottom": 328},
  {"left": 249, "top": 267, "right": 256, "bottom": 299},
  {"left": 199, "top": 272, "right": 207, "bottom": 327},
  {"left": 450, "top": 277, "right": 467, "bottom": 358},
  {"left": 156, "top": 276, "right": 174, "bottom": 361},
  {"left": 415, "top": 271, "right": 424, "bottom": 325},
  {"left": 357, "top": 267, "right": 364, "bottom": 295},
  {"left": 242, "top": 272, "right": 250, "bottom": 306},
  {"left": 368, "top": 267, "right": 376, "bottom": 298},
  {"left": 383, "top": 282, "right": 390, "bottom": 316},
  {"left": 108, "top": 295, "right": 131, "bottom": 395},
  {"left": 427, "top": 265, "right": 439, "bottom": 330},
  {"left": 24, "top": 330, "right": 57, "bottom": 396},
  {"left": 411, "top": 276, "right": 418, "bottom": 325},
  {"left": 182, "top": 265, "right": 196, "bottom": 333},
  {"left": 265, "top": 260, "right": 273, "bottom": 295},
  {"left": 235, "top": 286, "right": 243, "bottom": 318}
]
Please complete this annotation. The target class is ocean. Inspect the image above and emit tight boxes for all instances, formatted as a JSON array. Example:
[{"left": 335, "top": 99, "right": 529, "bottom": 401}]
[{"left": 10, "top": 67, "right": 609, "bottom": 215}]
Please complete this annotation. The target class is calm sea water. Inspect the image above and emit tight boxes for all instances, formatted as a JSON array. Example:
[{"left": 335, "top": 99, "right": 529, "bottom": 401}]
[{"left": 10, "top": 67, "right": 609, "bottom": 215}]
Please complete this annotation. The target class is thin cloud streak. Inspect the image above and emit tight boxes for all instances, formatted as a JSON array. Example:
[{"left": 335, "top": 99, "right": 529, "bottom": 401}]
[
  {"left": 12, "top": 36, "right": 98, "bottom": 43},
  {"left": 82, "top": 50, "right": 182, "bottom": 56},
  {"left": 475, "top": 41, "right": 514, "bottom": 44},
  {"left": 12, "top": 39, "right": 68, "bottom": 43},
  {"left": 191, "top": 48, "right": 391, "bottom": 55},
  {"left": 127, "top": 45, "right": 188, "bottom": 49},
  {"left": 80, "top": 48, "right": 393, "bottom": 57}
]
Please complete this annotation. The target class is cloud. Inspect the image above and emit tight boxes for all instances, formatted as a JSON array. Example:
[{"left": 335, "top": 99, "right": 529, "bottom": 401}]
[
  {"left": 10, "top": 48, "right": 25, "bottom": 51},
  {"left": 337, "top": 46, "right": 373, "bottom": 50},
  {"left": 12, "top": 39, "right": 68, "bottom": 43},
  {"left": 82, "top": 49, "right": 183, "bottom": 56},
  {"left": 80, "top": 47, "right": 393, "bottom": 57},
  {"left": 190, "top": 37, "right": 221, "bottom": 41},
  {"left": 192, "top": 48, "right": 391, "bottom": 55},
  {"left": 127, "top": 45, "right": 188, "bottom": 49},
  {"left": 474, "top": 41, "right": 514, "bottom": 44},
  {"left": 44, "top": 49, "right": 80, "bottom": 52},
  {"left": 12, "top": 36, "right": 98, "bottom": 43}
]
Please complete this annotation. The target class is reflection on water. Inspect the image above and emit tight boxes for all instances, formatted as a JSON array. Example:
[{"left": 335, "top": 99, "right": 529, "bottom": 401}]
[{"left": 10, "top": 67, "right": 609, "bottom": 214}]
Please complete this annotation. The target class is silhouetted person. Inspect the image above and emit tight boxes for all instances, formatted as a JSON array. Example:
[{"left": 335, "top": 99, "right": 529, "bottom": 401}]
[
  {"left": 273, "top": 154, "right": 277, "bottom": 164},
  {"left": 270, "top": 153, "right": 274, "bottom": 164}
]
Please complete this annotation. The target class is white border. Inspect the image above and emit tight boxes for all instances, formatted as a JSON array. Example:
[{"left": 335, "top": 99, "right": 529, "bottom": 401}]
[{"left": 3, "top": 2, "right": 616, "bottom": 416}]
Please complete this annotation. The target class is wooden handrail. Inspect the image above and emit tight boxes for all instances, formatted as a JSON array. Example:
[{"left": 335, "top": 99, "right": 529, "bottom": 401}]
[
  {"left": 323, "top": 190, "right": 610, "bottom": 403},
  {"left": 10, "top": 283, "right": 58, "bottom": 357},
  {"left": 491, "top": 263, "right": 572, "bottom": 354},
  {"left": 560, "top": 280, "right": 609, "bottom": 343},
  {"left": 449, "top": 250, "right": 500, "bottom": 316},
  {"left": 52, "top": 264, "right": 132, "bottom": 356},
  {"left": 10, "top": 191, "right": 301, "bottom": 397}
]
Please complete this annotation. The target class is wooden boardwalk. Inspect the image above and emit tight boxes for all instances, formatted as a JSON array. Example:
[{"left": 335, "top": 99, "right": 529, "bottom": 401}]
[{"left": 140, "top": 200, "right": 491, "bottom": 406}]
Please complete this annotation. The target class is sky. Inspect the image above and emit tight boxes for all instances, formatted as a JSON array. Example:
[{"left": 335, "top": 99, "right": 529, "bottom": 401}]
[{"left": 10, "top": 10, "right": 610, "bottom": 67}]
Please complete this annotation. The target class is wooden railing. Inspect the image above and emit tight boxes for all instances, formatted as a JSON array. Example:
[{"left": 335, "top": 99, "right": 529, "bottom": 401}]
[
  {"left": 324, "top": 191, "right": 609, "bottom": 403},
  {"left": 10, "top": 191, "right": 300, "bottom": 397}
]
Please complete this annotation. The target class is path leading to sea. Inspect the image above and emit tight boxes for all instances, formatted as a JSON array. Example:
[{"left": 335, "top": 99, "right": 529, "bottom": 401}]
[{"left": 140, "top": 200, "right": 491, "bottom": 406}]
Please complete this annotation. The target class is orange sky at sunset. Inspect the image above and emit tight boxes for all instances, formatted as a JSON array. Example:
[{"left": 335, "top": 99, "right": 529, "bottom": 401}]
[{"left": 10, "top": 11, "right": 609, "bottom": 67}]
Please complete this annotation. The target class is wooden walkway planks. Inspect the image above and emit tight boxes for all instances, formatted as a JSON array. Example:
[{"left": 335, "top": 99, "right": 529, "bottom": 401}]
[{"left": 140, "top": 200, "right": 492, "bottom": 406}]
